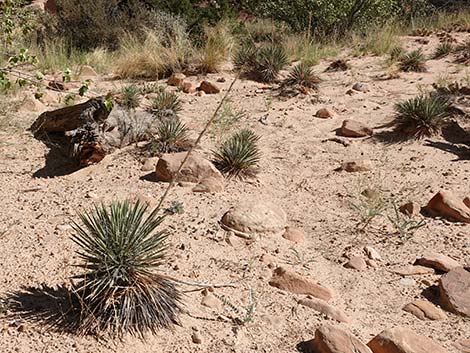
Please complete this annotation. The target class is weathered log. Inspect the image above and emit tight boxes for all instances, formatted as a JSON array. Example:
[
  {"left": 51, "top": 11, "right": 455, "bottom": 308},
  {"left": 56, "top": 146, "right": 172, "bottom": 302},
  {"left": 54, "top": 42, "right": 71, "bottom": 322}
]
[
  {"left": 30, "top": 99, "right": 156, "bottom": 169},
  {"left": 30, "top": 98, "right": 109, "bottom": 133}
]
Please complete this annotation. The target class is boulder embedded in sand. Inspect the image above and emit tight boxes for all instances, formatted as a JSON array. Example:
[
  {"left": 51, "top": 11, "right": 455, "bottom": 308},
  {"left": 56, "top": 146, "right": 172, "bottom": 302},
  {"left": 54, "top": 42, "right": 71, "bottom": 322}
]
[
  {"left": 303, "top": 325, "right": 372, "bottom": 353},
  {"left": 340, "top": 119, "right": 373, "bottom": 137},
  {"left": 282, "top": 227, "right": 305, "bottom": 243},
  {"left": 298, "top": 298, "right": 351, "bottom": 323},
  {"left": 198, "top": 80, "right": 220, "bottom": 94},
  {"left": 269, "top": 267, "right": 333, "bottom": 301},
  {"left": 221, "top": 198, "right": 287, "bottom": 237},
  {"left": 439, "top": 267, "right": 470, "bottom": 317},
  {"left": 403, "top": 300, "right": 447, "bottom": 321},
  {"left": 426, "top": 191, "right": 470, "bottom": 223},
  {"left": 167, "top": 73, "right": 186, "bottom": 87},
  {"left": 367, "top": 327, "right": 449, "bottom": 353},
  {"left": 416, "top": 252, "right": 461, "bottom": 273},
  {"left": 155, "top": 152, "right": 224, "bottom": 191}
]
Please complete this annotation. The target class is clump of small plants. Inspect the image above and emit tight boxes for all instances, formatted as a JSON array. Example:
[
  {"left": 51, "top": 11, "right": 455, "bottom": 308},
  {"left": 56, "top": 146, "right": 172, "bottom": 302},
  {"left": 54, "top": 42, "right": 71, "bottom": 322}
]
[
  {"left": 433, "top": 41, "right": 454, "bottom": 59},
  {"left": 149, "top": 118, "right": 191, "bottom": 154},
  {"left": 399, "top": 49, "right": 427, "bottom": 72},
  {"left": 213, "top": 129, "right": 261, "bottom": 178},
  {"left": 70, "top": 200, "right": 181, "bottom": 337},
  {"left": 233, "top": 43, "right": 288, "bottom": 83},
  {"left": 392, "top": 93, "right": 453, "bottom": 139},
  {"left": 149, "top": 90, "right": 182, "bottom": 119},
  {"left": 120, "top": 84, "right": 141, "bottom": 110},
  {"left": 285, "top": 62, "right": 321, "bottom": 91}
]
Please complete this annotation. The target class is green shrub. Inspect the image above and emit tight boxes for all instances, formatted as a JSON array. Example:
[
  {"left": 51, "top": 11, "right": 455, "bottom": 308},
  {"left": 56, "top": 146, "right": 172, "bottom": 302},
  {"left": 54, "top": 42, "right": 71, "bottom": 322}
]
[
  {"left": 255, "top": 45, "right": 289, "bottom": 82},
  {"left": 434, "top": 41, "right": 453, "bottom": 59},
  {"left": 71, "top": 200, "right": 181, "bottom": 337},
  {"left": 213, "top": 129, "right": 261, "bottom": 178},
  {"left": 399, "top": 49, "right": 427, "bottom": 72},
  {"left": 285, "top": 63, "right": 321, "bottom": 89},
  {"left": 151, "top": 119, "right": 191, "bottom": 154},
  {"left": 149, "top": 90, "right": 182, "bottom": 119},
  {"left": 120, "top": 85, "right": 141, "bottom": 110},
  {"left": 393, "top": 94, "right": 453, "bottom": 139}
]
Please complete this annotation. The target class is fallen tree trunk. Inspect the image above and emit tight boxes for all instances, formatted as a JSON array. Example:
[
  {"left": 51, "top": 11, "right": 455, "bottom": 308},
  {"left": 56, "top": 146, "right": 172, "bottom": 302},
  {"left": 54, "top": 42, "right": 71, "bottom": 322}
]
[{"left": 30, "top": 98, "right": 155, "bottom": 169}]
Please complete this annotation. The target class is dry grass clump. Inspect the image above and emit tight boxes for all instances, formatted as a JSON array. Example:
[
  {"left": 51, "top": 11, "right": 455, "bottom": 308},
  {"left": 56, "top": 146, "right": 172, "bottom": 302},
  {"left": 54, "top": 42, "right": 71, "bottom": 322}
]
[
  {"left": 195, "top": 20, "right": 234, "bottom": 73},
  {"left": 433, "top": 41, "right": 454, "bottom": 59},
  {"left": 285, "top": 63, "right": 321, "bottom": 90}
]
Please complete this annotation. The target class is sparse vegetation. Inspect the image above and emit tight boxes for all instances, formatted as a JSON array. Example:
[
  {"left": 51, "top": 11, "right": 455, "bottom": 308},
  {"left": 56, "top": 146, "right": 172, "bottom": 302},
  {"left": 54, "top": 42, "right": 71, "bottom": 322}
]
[
  {"left": 388, "top": 202, "right": 426, "bottom": 240},
  {"left": 434, "top": 41, "right": 454, "bottom": 59},
  {"left": 393, "top": 94, "right": 453, "bottom": 139},
  {"left": 254, "top": 45, "right": 289, "bottom": 83},
  {"left": 70, "top": 200, "right": 181, "bottom": 337},
  {"left": 213, "top": 129, "right": 261, "bottom": 178},
  {"left": 149, "top": 90, "right": 182, "bottom": 119},
  {"left": 212, "top": 287, "right": 256, "bottom": 325},
  {"left": 196, "top": 20, "right": 234, "bottom": 73},
  {"left": 210, "top": 100, "right": 246, "bottom": 138},
  {"left": 150, "top": 119, "right": 190, "bottom": 154},
  {"left": 285, "top": 63, "right": 320, "bottom": 90},
  {"left": 399, "top": 49, "right": 427, "bottom": 72},
  {"left": 120, "top": 85, "right": 141, "bottom": 110}
]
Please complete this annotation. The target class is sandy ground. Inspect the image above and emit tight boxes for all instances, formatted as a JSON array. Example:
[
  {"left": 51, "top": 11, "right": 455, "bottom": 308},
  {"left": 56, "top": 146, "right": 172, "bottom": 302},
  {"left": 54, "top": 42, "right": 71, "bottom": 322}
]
[{"left": 0, "top": 33, "right": 469, "bottom": 353}]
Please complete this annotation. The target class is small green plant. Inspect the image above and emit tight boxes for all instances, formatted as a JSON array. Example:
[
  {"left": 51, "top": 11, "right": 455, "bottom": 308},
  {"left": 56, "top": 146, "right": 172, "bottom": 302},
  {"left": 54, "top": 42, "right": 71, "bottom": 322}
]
[
  {"left": 151, "top": 119, "right": 190, "bottom": 154},
  {"left": 350, "top": 192, "right": 388, "bottom": 231},
  {"left": 393, "top": 94, "right": 453, "bottom": 139},
  {"left": 284, "top": 248, "right": 316, "bottom": 269},
  {"left": 213, "top": 129, "right": 261, "bottom": 178},
  {"left": 213, "top": 287, "right": 256, "bottom": 325},
  {"left": 63, "top": 94, "right": 76, "bottom": 106},
  {"left": 233, "top": 43, "right": 257, "bottom": 72},
  {"left": 120, "top": 84, "right": 141, "bottom": 110},
  {"left": 389, "top": 46, "right": 405, "bottom": 62},
  {"left": 70, "top": 200, "right": 181, "bottom": 337},
  {"left": 388, "top": 202, "right": 426, "bottom": 240},
  {"left": 210, "top": 100, "right": 246, "bottom": 138},
  {"left": 285, "top": 63, "right": 320, "bottom": 90},
  {"left": 399, "top": 49, "right": 427, "bottom": 72},
  {"left": 140, "top": 82, "right": 164, "bottom": 95},
  {"left": 434, "top": 42, "right": 453, "bottom": 59},
  {"left": 164, "top": 201, "right": 184, "bottom": 215},
  {"left": 255, "top": 45, "right": 288, "bottom": 83},
  {"left": 150, "top": 90, "right": 182, "bottom": 119}
]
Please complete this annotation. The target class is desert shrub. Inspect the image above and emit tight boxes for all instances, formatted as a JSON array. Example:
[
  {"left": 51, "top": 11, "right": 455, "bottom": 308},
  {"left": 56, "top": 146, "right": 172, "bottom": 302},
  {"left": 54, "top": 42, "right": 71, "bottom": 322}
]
[
  {"left": 150, "top": 119, "right": 190, "bottom": 154},
  {"left": 433, "top": 41, "right": 453, "bottom": 59},
  {"left": 285, "top": 63, "right": 321, "bottom": 89},
  {"left": 71, "top": 200, "right": 181, "bottom": 337},
  {"left": 393, "top": 94, "right": 453, "bottom": 139},
  {"left": 233, "top": 43, "right": 258, "bottom": 71},
  {"left": 399, "top": 49, "right": 427, "bottom": 72},
  {"left": 149, "top": 90, "right": 182, "bottom": 119},
  {"left": 120, "top": 85, "right": 141, "bottom": 110},
  {"left": 389, "top": 46, "right": 405, "bottom": 62},
  {"left": 213, "top": 129, "right": 261, "bottom": 178},
  {"left": 351, "top": 21, "right": 401, "bottom": 56},
  {"left": 241, "top": 18, "right": 291, "bottom": 43},
  {"left": 196, "top": 20, "right": 234, "bottom": 73},
  {"left": 254, "top": 45, "right": 289, "bottom": 82},
  {"left": 114, "top": 16, "right": 190, "bottom": 80}
]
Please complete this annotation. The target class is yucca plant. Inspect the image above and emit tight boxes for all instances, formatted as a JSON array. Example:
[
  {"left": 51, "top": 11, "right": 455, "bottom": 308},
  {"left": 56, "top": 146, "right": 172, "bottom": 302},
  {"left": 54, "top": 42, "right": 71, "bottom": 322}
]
[
  {"left": 120, "top": 85, "right": 141, "bottom": 110},
  {"left": 70, "top": 200, "right": 181, "bottom": 337},
  {"left": 255, "top": 45, "right": 288, "bottom": 83},
  {"left": 285, "top": 63, "right": 321, "bottom": 90},
  {"left": 389, "top": 46, "right": 405, "bottom": 62},
  {"left": 213, "top": 129, "right": 261, "bottom": 178},
  {"left": 393, "top": 94, "right": 453, "bottom": 139},
  {"left": 399, "top": 49, "right": 427, "bottom": 72},
  {"left": 150, "top": 90, "right": 182, "bottom": 119},
  {"left": 233, "top": 43, "right": 257, "bottom": 72},
  {"left": 454, "top": 39, "right": 470, "bottom": 64},
  {"left": 433, "top": 42, "right": 453, "bottom": 59},
  {"left": 151, "top": 118, "right": 190, "bottom": 154}
]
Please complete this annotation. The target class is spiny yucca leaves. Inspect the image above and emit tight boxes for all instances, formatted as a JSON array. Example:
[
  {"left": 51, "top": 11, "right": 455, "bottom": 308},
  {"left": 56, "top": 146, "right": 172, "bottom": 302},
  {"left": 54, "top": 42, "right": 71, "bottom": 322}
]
[
  {"left": 213, "top": 129, "right": 261, "bottom": 178},
  {"left": 150, "top": 90, "right": 182, "bottom": 118},
  {"left": 399, "top": 49, "right": 427, "bottom": 72},
  {"left": 71, "top": 200, "right": 181, "bottom": 338},
  {"left": 255, "top": 45, "right": 288, "bottom": 83},
  {"left": 285, "top": 63, "right": 321, "bottom": 89},
  {"left": 120, "top": 84, "right": 141, "bottom": 110},
  {"left": 233, "top": 43, "right": 257, "bottom": 71},
  {"left": 152, "top": 118, "right": 190, "bottom": 154},
  {"left": 389, "top": 46, "right": 405, "bottom": 62},
  {"left": 394, "top": 94, "right": 453, "bottom": 139},
  {"left": 434, "top": 41, "right": 453, "bottom": 59}
]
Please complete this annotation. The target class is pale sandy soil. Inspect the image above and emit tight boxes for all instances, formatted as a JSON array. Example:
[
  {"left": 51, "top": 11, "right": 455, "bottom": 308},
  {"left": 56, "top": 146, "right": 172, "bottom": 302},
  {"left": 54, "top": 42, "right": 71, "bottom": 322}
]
[{"left": 0, "top": 33, "right": 469, "bottom": 353}]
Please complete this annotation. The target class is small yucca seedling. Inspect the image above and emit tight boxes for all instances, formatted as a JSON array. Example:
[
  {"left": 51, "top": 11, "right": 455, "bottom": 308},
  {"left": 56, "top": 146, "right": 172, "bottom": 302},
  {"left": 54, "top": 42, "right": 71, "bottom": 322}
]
[
  {"left": 150, "top": 90, "right": 182, "bottom": 118},
  {"left": 389, "top": 46, "right": 405, "bottom": 62},
  {"left": 213, "top": 129, "right": 261, "bottom": 178},
  {"left": 152, "top": 119, "right": 190, "bottom": 154},
  {"left": 399, "top": 49, "right": 427, "bottom": 72},
  {"left": 433, "top": 42, "right": 453, "bottom": 59},
  {"left": 233, "top": 43, "right": 257, "bottom": 72},
  {"left": 393, "top": 94, "right": 453, "bottom": 139},
  {"left": 120, "top": 85, "right": 141, "bottom": 110},
  {"left": 255, "top": 45, "right": 288, "bottom": 83},
  {"left": 71, "top": 200, "right": 181, "bottom": 337},
  {"left": 285, "top": 63, "right": 320, "bottom": 90}
]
